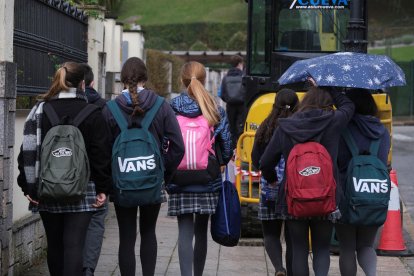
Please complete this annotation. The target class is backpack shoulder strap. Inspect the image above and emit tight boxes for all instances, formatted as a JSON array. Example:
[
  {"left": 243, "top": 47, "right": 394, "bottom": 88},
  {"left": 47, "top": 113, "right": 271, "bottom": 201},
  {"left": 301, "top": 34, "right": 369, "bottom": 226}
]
[
  {"left": 43, "top": 103, "right": 60, "bottom": 126},
  {"left": 73, "top": 104, "right": 99, "bottom": 127},
  {"left": 342, "top": 129, "right": 359, "bottom": 157},
  {"left": 107, "top": 100, "right": 128, "bottom": 131},
  {"left": 141, "top": 96, "right": 164, "bottom": 130},
  {"left": 94, "top": 98, "right": 107, "bottom": 109},
  {"left": 369, "top": 138, "right": 381, "bottom": 156}
]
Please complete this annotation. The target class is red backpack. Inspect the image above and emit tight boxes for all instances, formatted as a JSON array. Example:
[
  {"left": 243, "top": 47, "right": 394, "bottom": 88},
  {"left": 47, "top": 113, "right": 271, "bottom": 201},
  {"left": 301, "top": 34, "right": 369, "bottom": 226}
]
[{"left": 285, "top": 141, "right": 336, "bottom": 217}]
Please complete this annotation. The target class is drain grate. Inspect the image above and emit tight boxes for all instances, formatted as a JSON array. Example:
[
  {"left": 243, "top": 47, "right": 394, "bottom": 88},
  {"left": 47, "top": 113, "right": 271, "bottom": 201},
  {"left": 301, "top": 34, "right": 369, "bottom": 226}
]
[{"left": 237, "top": 238, "right": 264, "bottom": 247}]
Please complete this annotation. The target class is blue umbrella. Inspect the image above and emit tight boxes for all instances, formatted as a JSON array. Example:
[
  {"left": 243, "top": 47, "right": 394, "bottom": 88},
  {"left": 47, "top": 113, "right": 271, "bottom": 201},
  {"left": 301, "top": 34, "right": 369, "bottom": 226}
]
[{"left": 277, "top": 52, "right": 406, "bottom": 89}]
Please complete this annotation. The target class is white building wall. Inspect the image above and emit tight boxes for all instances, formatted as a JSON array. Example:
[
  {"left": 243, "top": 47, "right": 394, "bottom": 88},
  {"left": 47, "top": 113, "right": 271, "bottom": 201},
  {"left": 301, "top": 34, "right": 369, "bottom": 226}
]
[
  {"left": 86, "top": 7, "right": 105, "bottom": 94},
  {"left": 13, "top": 111, "right": 30, "bottom": 221},
  {"left": 113, "top": 24, "right": 123, "bottom": 73},
  {"left": 123, "top": 31, "right": 145, "bottom": 61},
  {"left": 0, "top": 0, "right": 13, "bottom": 62},
  {"left": 104, "top": 18, "right": 117, "bottom": 72}
]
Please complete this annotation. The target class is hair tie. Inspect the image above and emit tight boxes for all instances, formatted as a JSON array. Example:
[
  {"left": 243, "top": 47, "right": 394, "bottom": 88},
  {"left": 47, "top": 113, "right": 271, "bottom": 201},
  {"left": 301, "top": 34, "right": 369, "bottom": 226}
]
[
  {"left": 191, "top": 76, "right": 197, "bottom": 79},
  {"left": 285, "top": 105, "right": 291, "bottom": 109}
]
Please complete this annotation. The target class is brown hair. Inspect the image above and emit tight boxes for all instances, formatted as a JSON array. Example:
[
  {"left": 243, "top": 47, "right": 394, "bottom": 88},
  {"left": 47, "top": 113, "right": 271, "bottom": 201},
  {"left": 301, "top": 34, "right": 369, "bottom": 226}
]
[
  {"left": 229, "top": 55, "right": 244, "bottom": 67},
  {"left": 255, "top": 89, "right": 299, "bottom": 144},
  {"left": 346, "top": 88, "right": 378, "bottom": 117},
  {"left": 297, "top": 86, "right": 334, "bottom": 112},
  {"left": 121, "top": 57, "right": 148, "bottom": 117},
  {"left": 181, "top": 61, "right": 220, "bottom": 126},
  {"left": 39, "top": 62, "right": 84, "bottom": 101}
]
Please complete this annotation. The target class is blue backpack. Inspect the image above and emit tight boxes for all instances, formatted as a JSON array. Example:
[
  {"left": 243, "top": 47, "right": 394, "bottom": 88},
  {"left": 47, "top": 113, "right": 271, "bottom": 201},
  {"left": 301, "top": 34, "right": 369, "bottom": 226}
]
[
  {"left": 210, "top": 167, "right": 241, "bottom": 247},
  {"left": 339, "top": 129, "right": 391, "bottom": 226},
  {"left": 107, "top": 97, "right": 164, "bottom": 207}
]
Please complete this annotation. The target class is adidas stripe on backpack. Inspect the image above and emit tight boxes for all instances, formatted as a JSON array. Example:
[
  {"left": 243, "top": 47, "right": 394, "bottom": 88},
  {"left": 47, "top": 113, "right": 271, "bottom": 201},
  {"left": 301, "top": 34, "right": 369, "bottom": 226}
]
[
  {"left": 108, "top": 97, "right": 165, "bottom": 207},
  {"left": 339, "top": 129, "right": 391, "bottom": 226},
  {"left": 39, "top": 103, "right": 98, "bottom": 202},
  {"left": 173, "top": 115, "right": 220, "bottom": 185},
  {"left": 285, "top": 139, "right": 336, "bottom": 217}
]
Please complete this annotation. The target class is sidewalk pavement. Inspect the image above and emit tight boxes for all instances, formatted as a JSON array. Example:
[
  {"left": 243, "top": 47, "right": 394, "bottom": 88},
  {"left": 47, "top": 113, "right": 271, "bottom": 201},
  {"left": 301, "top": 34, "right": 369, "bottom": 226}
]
[{"left": 24, "top": 203, "right": 414, "bottom": 276}]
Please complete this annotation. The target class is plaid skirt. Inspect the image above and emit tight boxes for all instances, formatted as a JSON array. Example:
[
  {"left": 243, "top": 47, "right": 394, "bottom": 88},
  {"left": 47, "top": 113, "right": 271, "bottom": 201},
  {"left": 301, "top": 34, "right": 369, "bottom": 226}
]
[
  {"left": 258, "top": 199, "right": 286, "bottom": 220},
  {"left": 167, "top": 192, "right": 219, "bottom": 216},
  {"left": 31, "top": 181, "right": 104, "bottom": 213}
]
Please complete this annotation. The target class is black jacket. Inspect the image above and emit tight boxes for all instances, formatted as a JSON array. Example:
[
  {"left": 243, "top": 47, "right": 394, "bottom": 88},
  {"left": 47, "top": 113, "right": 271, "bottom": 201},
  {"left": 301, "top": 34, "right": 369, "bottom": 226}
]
[
  {"left": 17, "top": 98, "right": 113, "bottom": 195},
  {"left": 220, "top": 67, "right": 245, "bottom": 104},
  {"left": 102, "top": 89, "right": 185, "bottom": 184},
  {"left": 85, "top": 86, "right": 106, "bottom": 108},
  {"left": 260, "top": 91, "right": 355, "bottom": 214}
]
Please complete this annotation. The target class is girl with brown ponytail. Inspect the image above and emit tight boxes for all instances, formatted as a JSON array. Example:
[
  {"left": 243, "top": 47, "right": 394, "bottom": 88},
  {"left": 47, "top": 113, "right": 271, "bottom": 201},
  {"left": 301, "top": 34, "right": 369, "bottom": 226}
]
[
  {"left": 167, "top": 61, "right": 232, "bottom": 276},
  {"left": 102, "top": 57, "right": 185, "bottom": 276},
  {"left": 17, "top": 62, "right": 112, "bottom": 276}
]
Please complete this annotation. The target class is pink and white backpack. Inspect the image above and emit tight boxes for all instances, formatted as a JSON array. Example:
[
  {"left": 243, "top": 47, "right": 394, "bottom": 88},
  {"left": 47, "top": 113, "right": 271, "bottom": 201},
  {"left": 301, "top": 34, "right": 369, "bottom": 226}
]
[{"left": 177, "top": 115, "right": 215, "bottom": 170}]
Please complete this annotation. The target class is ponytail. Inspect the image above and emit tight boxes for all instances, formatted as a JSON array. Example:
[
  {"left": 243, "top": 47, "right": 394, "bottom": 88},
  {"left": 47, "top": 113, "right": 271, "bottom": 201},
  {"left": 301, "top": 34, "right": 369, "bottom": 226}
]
[
  {"left": 188, "top": 78, "right": 220, "bottom": 126},
  {"left": 39, "top": 62, "right": 83, "bottom": 101}
]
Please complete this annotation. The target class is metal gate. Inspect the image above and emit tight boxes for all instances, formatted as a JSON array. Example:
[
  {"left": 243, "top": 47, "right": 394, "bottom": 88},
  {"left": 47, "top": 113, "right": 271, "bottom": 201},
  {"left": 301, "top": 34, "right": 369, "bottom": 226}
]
[{"left": 14, "top": 0, "right": 88, "bottom": 96}]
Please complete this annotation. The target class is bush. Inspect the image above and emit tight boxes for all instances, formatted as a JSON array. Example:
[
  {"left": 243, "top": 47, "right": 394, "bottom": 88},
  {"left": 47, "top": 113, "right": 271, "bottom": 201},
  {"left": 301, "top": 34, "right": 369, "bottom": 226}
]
[
  {"left": 189, "top": 40, "right": 210, "bottom": 51},
  {"left": 145, "top": 49, "right": 185, "bottom": 98},
  {"left": 227, "top": 31, "right": 247, "bottom": 51},
  {"left": 143, "top": 22, "right": 247, "bottom": 51}
]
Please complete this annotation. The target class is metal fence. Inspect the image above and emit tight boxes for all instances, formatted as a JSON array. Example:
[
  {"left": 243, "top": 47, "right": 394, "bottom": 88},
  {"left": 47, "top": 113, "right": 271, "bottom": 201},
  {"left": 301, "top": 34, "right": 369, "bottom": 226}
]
[
  {"left": 390, "top": 61, "right": 414, "bottom": 117},
  {"left": 13, "top": 0, "right": 88, "bottom": 96}
]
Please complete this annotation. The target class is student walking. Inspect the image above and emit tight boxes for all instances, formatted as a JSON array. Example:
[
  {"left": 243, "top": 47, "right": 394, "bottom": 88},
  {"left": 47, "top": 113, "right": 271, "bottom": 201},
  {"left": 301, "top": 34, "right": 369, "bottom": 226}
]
[
  {"left": 251, "top": 89, "right": 299, "bottom": 276},
  {"left": 336, "top": 89, "right": 390, "bottom": 276},
  {"left": 260, "top": 86, "right": 355, "bottom": 276},
  {"left": 17, "top": 62, "right": 112, "bottom": 276},
  {"left": 81, "top": 63, "right": 109, "bottom": 276},
  {"left": 219, "top": 54, "right": 246, "bottom": 148},
  {"left": 167, "top": 61, "right": 232, "bottom": 276},
  {"left": 102, "top": 57, "right": 184, "bottom": 276}
]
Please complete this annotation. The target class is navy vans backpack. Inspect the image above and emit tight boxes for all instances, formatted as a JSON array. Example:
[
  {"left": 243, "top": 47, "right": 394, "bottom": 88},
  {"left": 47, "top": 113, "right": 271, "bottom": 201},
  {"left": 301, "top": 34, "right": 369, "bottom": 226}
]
[
  {"left": 339, "top": 129, "right": 391, "bottom": 226},
  {"left": 210, "top": 167, "right": 241, "bottom": 247},
  {"left": 107, "top": 97, "right": 165, "bottom": 207}
]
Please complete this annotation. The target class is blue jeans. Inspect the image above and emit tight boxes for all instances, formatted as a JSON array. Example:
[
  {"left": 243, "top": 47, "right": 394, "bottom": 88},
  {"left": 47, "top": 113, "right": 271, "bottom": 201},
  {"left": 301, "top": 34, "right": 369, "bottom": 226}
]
[{"left": 83, "top": 203, "right": 108, "bottom": 271}]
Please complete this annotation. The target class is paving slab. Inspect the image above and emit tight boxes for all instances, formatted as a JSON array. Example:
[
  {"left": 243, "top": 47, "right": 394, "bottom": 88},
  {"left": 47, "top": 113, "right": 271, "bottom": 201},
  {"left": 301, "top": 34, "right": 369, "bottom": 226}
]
[{"left": 22, "top": 202, "right": 414, "bottom": 276}]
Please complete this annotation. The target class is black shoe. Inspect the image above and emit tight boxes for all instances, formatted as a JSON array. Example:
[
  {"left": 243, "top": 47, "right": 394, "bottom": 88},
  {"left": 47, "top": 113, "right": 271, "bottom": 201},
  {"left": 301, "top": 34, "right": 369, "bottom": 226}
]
[{"left": 83, "top": 267, "right": 94, "bottom": 276}]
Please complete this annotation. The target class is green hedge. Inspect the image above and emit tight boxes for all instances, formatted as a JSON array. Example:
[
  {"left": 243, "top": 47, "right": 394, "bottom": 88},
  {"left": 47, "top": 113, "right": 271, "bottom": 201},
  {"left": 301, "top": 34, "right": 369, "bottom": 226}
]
[
  {"left": 145, "top": 49, "right": 185, "bottom": 97},
  {"left": 144, "top": 22, "right": 247, "bottom": 51}
]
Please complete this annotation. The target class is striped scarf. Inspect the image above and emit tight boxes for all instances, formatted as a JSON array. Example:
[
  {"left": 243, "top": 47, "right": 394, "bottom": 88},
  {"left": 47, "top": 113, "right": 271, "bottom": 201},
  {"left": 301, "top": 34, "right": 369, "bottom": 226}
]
[{"left": 21, "top": 88, "right": 87, "bottom": 198}]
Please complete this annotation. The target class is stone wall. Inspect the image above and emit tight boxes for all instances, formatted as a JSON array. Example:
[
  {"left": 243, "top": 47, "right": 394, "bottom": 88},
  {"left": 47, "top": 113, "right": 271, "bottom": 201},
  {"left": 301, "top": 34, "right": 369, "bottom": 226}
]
[
  {"left": 0, "top": 61, "right": 16, "bottom": 275},
  {"left": 11, "top": 215, "right": 46, "bottom": 275}
]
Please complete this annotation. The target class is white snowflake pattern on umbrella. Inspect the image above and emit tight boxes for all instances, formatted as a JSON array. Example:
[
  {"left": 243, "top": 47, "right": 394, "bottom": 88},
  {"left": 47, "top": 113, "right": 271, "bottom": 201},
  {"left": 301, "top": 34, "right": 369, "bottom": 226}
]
[{"left": 277, "top": 52, "right": 406, "bottom": 89}]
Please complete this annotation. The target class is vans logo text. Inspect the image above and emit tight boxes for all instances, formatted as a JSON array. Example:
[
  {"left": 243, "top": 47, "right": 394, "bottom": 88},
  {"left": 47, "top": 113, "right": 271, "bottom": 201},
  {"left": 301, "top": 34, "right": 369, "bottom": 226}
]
[
  {"left": 353, "top": 177, "right": 389, "bottom": 193},
  {"left": 52, "top": 147, "right": 73, "bottom": 157},
  {"left": 299, "top": 166, "right": 320, "bottom": 176},
  {"left": 118, "top": 155, "right": 156, "bottom": 173}
]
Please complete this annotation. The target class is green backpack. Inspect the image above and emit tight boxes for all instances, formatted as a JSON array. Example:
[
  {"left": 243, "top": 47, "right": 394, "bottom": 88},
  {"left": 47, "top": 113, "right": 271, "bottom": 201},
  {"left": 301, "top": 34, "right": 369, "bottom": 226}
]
[
  {"left": 107, "top": 97, "right": 165, "bottom": 207},
  {"left": 339, "top": 129, "right": 391, "bottom": 226},
  {"left": 39, "top": 103, "right": 98, "bottom": 202}
]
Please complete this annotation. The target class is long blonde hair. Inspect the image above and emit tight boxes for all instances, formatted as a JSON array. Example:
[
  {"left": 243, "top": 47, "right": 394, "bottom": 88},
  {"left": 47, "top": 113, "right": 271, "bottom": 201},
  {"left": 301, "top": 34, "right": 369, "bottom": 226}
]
[
  {"left": 181, "top": 61, "right": 220, "bottom": 126},
  {"left": 39, "top": 62, "right": 84, "bottom": 101}
]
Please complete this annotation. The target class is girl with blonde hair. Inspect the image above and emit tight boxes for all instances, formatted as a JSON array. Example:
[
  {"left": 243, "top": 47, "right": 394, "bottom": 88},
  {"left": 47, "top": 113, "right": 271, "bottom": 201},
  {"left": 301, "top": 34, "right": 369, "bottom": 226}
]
[{"left": 167, "top": 61, "right": 232, "bottom": 276}]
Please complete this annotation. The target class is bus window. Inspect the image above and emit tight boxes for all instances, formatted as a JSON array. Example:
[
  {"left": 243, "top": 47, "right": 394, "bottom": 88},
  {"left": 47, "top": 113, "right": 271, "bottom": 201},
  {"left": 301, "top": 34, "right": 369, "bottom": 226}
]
[
  {"left": 274, "top": 9, "right": 350, "bottom": 52},
  {"left": 248, "top": 0, "right": 271, "bottom": 76}
]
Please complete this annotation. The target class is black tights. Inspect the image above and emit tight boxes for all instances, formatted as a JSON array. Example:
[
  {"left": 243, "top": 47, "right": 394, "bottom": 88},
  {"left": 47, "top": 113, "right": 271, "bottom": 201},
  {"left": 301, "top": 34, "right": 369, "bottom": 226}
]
[
  {"left": 40, "top": 211, "right": 92, "bottom": 276},
  {"left": 286, "top": 219, "right": 333, "bottom": 276},
  {"left": 114, "top": 204, "right": 161, "bottom": 276},
  {"left": 262, "top": 220, "right": 292, "bottom": 274}
]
